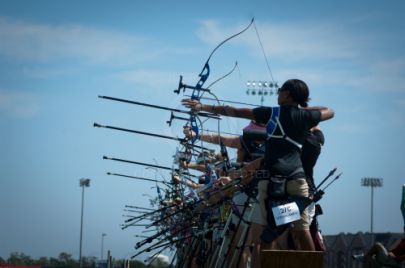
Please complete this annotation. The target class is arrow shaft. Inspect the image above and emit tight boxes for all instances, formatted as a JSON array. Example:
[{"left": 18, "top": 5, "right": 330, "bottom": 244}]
[
  {"left": 185, "top": 95, "right": 259, "bottom": 107},
  {"left": 315, "top": 168, "right": 337, "bottom": 191}
]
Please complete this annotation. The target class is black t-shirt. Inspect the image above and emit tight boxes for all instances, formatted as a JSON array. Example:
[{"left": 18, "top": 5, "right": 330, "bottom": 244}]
[
  {"left": 253, "top": 105, "right": 321, "bottom": 179},
  {"left": 302, "top": 129, "right": 324, "bottom": 189},
  {"left": 239, "top": 135, "right": 265, "bottom": 162}
]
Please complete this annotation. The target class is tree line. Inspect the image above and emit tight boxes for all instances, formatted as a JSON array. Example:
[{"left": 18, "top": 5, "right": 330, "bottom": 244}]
[{"left": 0, "top": 252, "right": 168, "bottom": 268}]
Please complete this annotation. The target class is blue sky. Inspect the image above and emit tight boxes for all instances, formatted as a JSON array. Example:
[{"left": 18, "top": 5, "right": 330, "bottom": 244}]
[{"left": 1, "top": 0, "right": 405, "bottom": 262}]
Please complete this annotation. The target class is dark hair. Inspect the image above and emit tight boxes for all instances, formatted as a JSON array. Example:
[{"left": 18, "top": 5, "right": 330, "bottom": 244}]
[{"left": 281, "top": 79, "right": 310, "bottom": 107}]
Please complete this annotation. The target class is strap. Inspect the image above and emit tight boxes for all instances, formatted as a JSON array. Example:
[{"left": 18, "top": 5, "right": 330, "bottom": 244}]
[
  {"left": 266, "top": 106, "right": 302, "bottom": 149},
  {"left": 275, "top": 116, "right": 302, "bottom": 149},
  {"left": 266, "top": 106, "right": 280, "bottom": 136},
  {"left": 240, "top": 135, "right": 253, "bottom": 160}
]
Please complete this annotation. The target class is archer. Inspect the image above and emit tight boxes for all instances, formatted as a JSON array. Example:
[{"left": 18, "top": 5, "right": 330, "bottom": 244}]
[{"left": 182, "top": 78, "right": 334, "bottom": 267}]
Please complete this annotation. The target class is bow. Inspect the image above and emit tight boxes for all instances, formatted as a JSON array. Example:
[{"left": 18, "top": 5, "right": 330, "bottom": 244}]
[
  {"left": 174, "top": 19, "right": 254, "bottom": 139},
  {"left": 171, "top": 19, "right": 254, "bottom": 178}
]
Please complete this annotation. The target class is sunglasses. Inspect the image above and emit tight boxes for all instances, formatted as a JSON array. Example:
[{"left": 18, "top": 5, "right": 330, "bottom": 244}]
[{"left": 277, "top": 87, "right": 287, "bottom": 94}]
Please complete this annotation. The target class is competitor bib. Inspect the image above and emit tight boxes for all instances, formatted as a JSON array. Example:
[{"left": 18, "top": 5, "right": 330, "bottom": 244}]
[{"left": 272, "top": 202, "right": 300, "bottom": 226}]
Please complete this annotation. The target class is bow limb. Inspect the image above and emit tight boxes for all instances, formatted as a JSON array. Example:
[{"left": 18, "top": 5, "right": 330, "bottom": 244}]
[
  {"left": 204, "top": 18, "right": 254, "bottom": 65},
  {"left": 187, "top": 18, "right": 255, "bottom": 138}
]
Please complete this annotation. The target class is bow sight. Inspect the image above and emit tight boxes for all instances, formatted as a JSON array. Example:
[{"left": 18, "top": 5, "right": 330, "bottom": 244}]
[{"left": 174, "top": 75, "right": 212, "bottom": 95}]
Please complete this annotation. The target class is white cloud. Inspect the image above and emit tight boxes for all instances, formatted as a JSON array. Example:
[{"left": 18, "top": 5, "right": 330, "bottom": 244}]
[
  {"left": 2, "top": 16, "right": 404, "bottom": 95},
  {"left": 0, "top": 16, "right": 150, "bottom": 65},
  {"left": 21, "top": 66, "right": 79, "bottom": 79},
  {"left": 195, "top": 19, "right": 405, "bottom": 94},
  {"left": 117, "top": 70, "right": 180, "bottom": 87},
  {"left": 196, "top": 19, "right": 358, "bottom": 62},
  {"left": 0, "top": 89, "right": 41, "bottom": 118},
  {"left": 115, "top": 69, "right": 199, "bottom": 91}
]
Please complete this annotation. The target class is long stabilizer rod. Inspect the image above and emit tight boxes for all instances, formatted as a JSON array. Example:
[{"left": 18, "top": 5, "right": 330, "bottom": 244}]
[
  {"left": 98, "top": 95, "right": 220, "bottom": 119},
  {"left": 94, "top": 123, "right": 185, "bottom": 143},
  {"left": 103, "top": 156, "right": 199, "bottom": 178},
  {"left": 103, "top": 156, "right": 173, "bottom": 171},
  {"left": 106, "top": 172, "right": 169, "bottom": 185},
  {"left": 95, "top": 123, "right": 215, "bottom": 152}
]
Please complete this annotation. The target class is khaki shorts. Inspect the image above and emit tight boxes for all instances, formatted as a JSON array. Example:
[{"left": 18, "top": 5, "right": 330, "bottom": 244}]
[{"left": 250, "top": 178, "right": 311, "bottom": 230}]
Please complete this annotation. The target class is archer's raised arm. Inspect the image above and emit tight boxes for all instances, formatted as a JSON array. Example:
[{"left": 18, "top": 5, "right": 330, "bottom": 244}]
[
  {"left": 182, "top": 99, "right": 256, "bottom": 120},
  {"left": 183, "top": 126, "right": 241, "bottom": 149},
  {"left": 304, "top": 106, "right": 335, "bottom": 121}
]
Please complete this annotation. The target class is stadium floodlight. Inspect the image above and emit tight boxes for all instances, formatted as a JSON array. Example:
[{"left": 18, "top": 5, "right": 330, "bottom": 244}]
[
  {"left": 246, "top": 80, "right": 279, "bottom": 105},
  {"left": 79, "top": 178, "right": 91, "bottom": 268},
  {"left": 361, "top": 177, "right": 383, "bottom": 234}
]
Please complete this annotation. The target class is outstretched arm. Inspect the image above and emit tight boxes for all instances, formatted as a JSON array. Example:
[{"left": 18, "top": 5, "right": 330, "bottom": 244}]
[
  {"left": 180, "top": 161, "right": 207, "bottom": 172},
  {"left": 304, "top": 106, "right": 335, "bottom": 121},
  {"left": 172, "top": 175, "right": 201, "bottom": 189},
  {"left": 183, "top": 126, "right": 241, "bottom": 149},
  {"left": 182, "top": 99, "right": 256, "bottom": 120}
]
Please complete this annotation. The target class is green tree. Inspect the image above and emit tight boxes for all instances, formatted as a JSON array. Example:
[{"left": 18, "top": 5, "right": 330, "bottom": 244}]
[
  {"left": 49, "top": 256, "right": 62, "bottom": 267},
  {"left": 58, "top": 252, "right": 72, "bottom": 263},
  {"left": 58, "top": 252, "right": 78, "bottom": 267},
  {"left": 82, "top": 256, "right": 97, "bottom": 267},
  {"left": 7, "top": 252, "right": 33, "bottom": 265},
  {"left": 35, "top": 256, "right": 50, "bottom": 266}
]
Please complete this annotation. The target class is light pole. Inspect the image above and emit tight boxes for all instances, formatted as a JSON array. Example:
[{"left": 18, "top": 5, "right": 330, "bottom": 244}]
[
  {"left": 79, "top": 178, "right": 90, "bottom": 268},
  {"left": 101, "top": 233, "right": 107, "bottom": 261},
  {"left": 402, "top": 184, "right": 405, "bottom": 230},
  {"left": 361, "top": 177, "right": 383, "bottom": 234}
]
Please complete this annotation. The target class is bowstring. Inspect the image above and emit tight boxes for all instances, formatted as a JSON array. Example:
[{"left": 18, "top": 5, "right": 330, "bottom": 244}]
[{"left": 253, "top": 20, "right": 276, "bottom": 84}]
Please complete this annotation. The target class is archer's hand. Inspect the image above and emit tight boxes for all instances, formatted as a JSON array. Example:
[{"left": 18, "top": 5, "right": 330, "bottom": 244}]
[
  {"left": 179, "top": 160, "right": 188, "bottom": 169},
  {"left": 183, "top": 126, "right": 197, "bottom": 139},
  {"left": 181, "top": 99, "right": 203, "bottom": 112},
  {"left": 215, "top": 176, "right": 232, "bottom": 187},
  {"left": 172, "top": 175, "right": 181, "bottom": 184}
]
